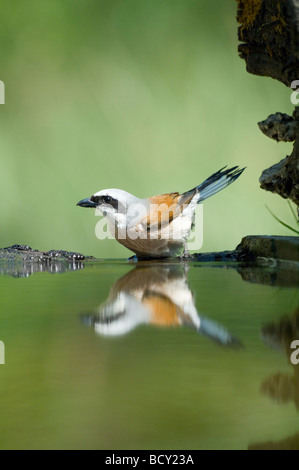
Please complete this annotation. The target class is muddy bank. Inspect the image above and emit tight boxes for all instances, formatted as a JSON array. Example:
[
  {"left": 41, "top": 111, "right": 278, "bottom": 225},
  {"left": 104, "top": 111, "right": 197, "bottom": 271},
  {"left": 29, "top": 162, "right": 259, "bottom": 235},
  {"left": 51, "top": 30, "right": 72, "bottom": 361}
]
[{"left": 0, "top": 245, "right": 93, "bottom": 277}]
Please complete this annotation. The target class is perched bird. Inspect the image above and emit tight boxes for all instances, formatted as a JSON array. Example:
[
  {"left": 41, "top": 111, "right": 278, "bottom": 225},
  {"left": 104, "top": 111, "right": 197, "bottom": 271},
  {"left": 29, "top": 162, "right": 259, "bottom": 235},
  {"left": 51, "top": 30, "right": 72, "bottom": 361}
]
[
  {"left": 81, "top": 265, "right": 242, "bottom": 348},
  {"left": 77, "top": 166, "right": 244, "bottom": 259}
]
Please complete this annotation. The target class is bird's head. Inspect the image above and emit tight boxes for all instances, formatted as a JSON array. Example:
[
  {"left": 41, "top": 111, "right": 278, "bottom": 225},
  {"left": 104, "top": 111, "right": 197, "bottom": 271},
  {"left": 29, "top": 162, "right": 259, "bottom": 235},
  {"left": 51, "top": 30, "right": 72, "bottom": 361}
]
[{"left": 77, "top": 189, "right": 143, "bottom": 226}]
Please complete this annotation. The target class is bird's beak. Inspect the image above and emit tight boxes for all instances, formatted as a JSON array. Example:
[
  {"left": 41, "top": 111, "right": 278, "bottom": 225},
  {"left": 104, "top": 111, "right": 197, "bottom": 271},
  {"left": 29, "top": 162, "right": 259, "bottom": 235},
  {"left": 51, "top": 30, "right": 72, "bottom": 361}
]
[{"left": 76, "top": 198, "right": 97, "bottom": 208}]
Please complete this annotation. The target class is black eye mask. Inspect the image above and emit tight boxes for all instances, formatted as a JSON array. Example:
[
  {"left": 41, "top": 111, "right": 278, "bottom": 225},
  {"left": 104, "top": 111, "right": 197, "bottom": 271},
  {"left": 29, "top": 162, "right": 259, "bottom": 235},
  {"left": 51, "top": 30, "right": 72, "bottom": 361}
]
[{"left": 90, "top": 195, "right": 119, "bottom": 210}]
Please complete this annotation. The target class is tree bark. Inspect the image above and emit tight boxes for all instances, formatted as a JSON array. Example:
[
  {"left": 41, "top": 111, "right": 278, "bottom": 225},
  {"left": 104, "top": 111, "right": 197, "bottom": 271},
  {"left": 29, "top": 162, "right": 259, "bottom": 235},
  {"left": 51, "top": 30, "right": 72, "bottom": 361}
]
[{"left": 237, "top": 0, "right": 299, "bottom": 206}]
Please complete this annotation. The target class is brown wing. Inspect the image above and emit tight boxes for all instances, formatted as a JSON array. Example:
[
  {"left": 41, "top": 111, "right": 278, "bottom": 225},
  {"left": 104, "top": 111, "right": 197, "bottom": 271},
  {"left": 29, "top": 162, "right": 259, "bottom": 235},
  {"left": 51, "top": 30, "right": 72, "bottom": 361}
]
[
  {"left": 142, "top": 289, "right": 198, "bottom": 328},
  {"left": 142, "top": 290, "right": 181, "bottom": 326},
  {"left": 144, "top": 192, "right": 179, "bottom": 232},
  {"left": 144, "top": 189, "right": 197, "bottom": 232}
]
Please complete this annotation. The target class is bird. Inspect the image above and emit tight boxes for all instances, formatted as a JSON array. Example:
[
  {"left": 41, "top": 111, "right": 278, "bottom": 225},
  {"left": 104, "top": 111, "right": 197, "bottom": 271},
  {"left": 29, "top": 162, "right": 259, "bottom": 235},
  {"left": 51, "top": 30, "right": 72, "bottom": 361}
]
[
  {"left": 77, "top": 165, "right": 245, "bottom": 259},
  {"left": 81, "top": 264, "right": 242, "bottom": 347}
]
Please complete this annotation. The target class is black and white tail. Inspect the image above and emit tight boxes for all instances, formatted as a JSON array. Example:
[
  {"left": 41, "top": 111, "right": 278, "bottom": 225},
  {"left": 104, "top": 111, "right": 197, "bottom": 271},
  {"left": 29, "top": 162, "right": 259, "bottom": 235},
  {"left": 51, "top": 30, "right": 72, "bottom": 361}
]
[{"left": 195, "top": 166, "right": 245, "bottom": 203}]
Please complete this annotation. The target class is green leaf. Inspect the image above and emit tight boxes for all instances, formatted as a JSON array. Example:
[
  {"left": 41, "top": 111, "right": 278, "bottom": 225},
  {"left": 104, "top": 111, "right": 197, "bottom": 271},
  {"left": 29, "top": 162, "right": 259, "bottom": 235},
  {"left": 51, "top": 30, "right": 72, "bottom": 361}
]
[
  {"left": 287, "top": 200, "right": 299, "bottom": 227},
  {"left": 266, "top": 205, "right": 299, "bottom": 235}
]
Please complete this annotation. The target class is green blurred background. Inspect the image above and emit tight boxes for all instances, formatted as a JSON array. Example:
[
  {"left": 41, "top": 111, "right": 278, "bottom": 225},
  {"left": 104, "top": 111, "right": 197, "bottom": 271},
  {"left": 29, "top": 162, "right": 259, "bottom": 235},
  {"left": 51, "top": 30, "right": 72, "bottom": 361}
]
[{"left": 0, "top": 0, "right": 295, "bottom": 258}]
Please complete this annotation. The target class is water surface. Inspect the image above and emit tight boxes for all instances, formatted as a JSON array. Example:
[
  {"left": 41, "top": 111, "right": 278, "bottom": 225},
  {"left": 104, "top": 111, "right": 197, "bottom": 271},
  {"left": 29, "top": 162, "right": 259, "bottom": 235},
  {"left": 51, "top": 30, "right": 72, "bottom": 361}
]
[{"left": 0, "top": 259, "right": 298, "bottom": 450}]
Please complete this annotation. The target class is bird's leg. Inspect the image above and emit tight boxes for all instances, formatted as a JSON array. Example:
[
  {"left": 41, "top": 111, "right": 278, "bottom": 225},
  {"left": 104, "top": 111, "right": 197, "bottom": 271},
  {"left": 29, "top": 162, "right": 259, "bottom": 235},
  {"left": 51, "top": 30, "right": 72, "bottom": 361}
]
[
  {"left": 180, "top": 244, "right": 190, "bottom": 277},
  {"left": 180, "top": 243, "right": 190, "bottom": 260}
]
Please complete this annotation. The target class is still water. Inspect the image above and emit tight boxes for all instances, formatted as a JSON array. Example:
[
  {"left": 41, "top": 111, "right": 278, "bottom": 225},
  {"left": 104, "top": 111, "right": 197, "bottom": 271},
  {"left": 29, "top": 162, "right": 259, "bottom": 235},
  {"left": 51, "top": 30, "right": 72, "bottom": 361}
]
[{"left": 0, "top": 258, "right": 298, "bottom": 450}]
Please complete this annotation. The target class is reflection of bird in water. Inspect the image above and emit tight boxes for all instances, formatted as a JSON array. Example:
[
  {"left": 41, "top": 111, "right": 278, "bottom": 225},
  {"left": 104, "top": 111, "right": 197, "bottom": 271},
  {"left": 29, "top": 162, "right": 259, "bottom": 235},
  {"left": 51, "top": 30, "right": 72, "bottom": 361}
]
[
  {"left": 260, "top": 306, "right": 299, "bottom": 410},
  {"left": 82, "top": 265, "right": 242, "bottom": 347}
]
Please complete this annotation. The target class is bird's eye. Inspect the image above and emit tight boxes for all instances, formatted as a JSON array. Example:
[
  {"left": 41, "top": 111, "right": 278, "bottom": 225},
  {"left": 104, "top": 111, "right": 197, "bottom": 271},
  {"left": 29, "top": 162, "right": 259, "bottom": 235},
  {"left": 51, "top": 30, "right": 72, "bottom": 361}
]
[
  {"left": 103, "top": 195, "right": 119, "bottom": 209},
  {"left": 103, "top": 196, "right": 112, "bottom": 204}
]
